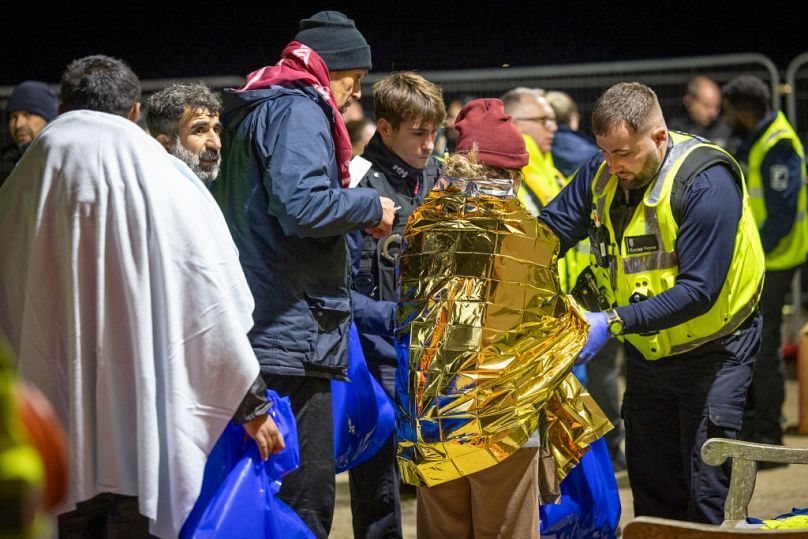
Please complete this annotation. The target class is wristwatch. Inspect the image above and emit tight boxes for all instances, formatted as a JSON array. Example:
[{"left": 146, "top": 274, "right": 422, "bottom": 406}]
[{"left": 606, "top": 309, "right": 624, "bottom": 337}]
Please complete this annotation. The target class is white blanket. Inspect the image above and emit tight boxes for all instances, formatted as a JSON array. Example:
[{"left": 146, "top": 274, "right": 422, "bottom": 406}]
[{"left": 0, "top": 110, "right": 259, "bottom": 538}]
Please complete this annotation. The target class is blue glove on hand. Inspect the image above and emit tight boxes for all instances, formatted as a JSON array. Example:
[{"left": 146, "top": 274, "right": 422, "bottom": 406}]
[{"left": 576, "top": 311, "right": 610, "bottom": 366}]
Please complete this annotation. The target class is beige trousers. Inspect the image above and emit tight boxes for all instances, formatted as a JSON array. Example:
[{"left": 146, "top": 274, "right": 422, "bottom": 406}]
[{"left": 416, "top": 448, "right": 540, "bottom": 539}]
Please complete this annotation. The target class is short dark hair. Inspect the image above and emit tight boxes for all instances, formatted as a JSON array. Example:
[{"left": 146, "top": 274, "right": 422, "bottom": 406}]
[
  {"left": 146, "top": 82, "right": 222, "bottom": 137},
  {"left": 372, "top": 72, "right": 446, "bottom": 129},
  {"left": 60, "top": 55, "right": 140, "bottom": 117},
  {"left": 591, "top": 82, "right": 661, "bottom": 136},
  {"left": 721, "top": 75, "right": 770, "bottom": 117}
]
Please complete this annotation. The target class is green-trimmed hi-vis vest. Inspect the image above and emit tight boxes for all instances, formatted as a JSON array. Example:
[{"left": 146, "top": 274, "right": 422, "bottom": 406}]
[
  {"left": 744, "top": 111, "right": 808, "bottom": 270},
  {"left": 517, "top": 134, "right": 590, "bottom": 291},
  {"left": 590, "top": 131, "right": 764, "bottom": 360}
]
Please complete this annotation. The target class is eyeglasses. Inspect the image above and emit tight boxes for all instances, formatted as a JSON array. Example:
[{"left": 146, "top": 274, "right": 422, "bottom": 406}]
[{"left": 513, "top": 116, "right": 557, "bottom": 127}]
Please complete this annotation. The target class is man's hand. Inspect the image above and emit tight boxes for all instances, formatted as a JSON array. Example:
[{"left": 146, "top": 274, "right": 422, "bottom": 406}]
[
  {"left": 243, "top": 413, "right": 285, "bottom": 461},
  {"left": 365, "top": 196, "right": 396, "bottom": 239},
  {"left": 576, "top": 311, "right": 610, "bottom": 366}
]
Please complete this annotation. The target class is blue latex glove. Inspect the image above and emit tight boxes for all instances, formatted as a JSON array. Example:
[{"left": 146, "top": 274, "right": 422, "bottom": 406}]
[{"left": 576, "top": 311, "right": 609, "bottom": 365}]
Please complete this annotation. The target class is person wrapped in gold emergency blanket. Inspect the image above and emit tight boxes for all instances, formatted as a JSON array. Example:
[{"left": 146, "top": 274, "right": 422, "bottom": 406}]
[{"left": 394, "top": 98, "right": 612, "bottom": 538}]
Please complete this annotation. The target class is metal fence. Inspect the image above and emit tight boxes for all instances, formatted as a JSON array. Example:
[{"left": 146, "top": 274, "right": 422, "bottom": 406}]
[
  {"left": 786, "top": 52, "right": 808, "bottom": 142},
  {"left": 1, "top": 52, "right": 802, "bottom": 162},
  {"left": 359, "top": 53, "right": 781, "bottom": 137},
  {"left": 0, "top": 52, "right": 784, "bottom": 132}
]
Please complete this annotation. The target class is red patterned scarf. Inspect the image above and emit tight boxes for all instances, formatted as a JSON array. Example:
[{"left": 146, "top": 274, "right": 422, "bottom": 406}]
[{"left": 235, "top": 41, "right": 352, "bottom": 187}]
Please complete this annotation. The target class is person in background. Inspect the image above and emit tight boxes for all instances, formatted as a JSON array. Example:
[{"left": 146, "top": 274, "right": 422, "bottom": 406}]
[
  {"left": 0, "top": 81, "right": 58, "bottom": 186},
  {"left": 146, "top": 81, "right": 223, "bottom": 184},
  {"left": 669, "top": 75, "right": 732, "bottom": 149},
  {"left": 501, "top": 87, "right": 561, "bottom": 216},
  {"left": 722, "top": 74, "right": 808, "bottom": 452},
  {"left": 545, "top": 90, "right": 599, "bottom": 177}
]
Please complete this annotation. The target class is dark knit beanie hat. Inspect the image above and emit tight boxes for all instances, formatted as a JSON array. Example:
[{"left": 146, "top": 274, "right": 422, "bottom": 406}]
[
  {"left": 7, "top": 81, "right": 59, "bottom": 122},
  {"left": 294, "top": 11, "right": 371, "bottom": 71},
  {"left": 455, "top": 98, "right": 528, "bottom": 170}
]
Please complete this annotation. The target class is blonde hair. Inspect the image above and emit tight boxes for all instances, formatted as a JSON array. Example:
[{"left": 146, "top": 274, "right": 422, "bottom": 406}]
[{"left": 445, "top": 147, "right": 519, "bottom": 181}]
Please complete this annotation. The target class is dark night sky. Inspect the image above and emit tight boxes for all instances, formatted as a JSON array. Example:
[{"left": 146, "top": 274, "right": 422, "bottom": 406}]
[{"left": 2, "top": 2, "right": 806, "bottom": 87}]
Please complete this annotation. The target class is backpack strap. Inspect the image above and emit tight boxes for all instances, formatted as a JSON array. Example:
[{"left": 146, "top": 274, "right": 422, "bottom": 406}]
[{"left": 669, "top": 146, "right": 743, "bottom": 226}]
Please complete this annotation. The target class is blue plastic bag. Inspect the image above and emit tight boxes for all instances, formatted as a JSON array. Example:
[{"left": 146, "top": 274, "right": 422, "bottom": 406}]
[
  {"left": 332, "top": 322, "right": 395, "bottom": 473},
  {"left": 539, "top": 437, "right": 621, "bottom": 538},
  {"left": 181, "top": 389, "right": 314, "bottom": 539}
]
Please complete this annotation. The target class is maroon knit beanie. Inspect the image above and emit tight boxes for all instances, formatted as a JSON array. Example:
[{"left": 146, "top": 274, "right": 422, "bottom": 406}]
[{"left": 455, "top": 98, "right": 528, "bottom": 169}]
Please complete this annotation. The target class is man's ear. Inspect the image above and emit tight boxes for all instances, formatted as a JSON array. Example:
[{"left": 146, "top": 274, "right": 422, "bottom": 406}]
[
  {"left": 376, "top": 117, "right": 393, "bottom": 138},
  {"left": 652, "top": 126, "right": 668, "bottom": 149},
  {"left": 128, "top": 102, "right": 141, "bottom": 123},
  {"left": 155, "top": 133, "right": 172, "bottom": 152}
]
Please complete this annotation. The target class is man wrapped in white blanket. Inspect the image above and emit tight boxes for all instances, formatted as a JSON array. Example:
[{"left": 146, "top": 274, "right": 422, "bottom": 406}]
[{"left": 0, "top": 55, "right": 282, "bottom": 538}]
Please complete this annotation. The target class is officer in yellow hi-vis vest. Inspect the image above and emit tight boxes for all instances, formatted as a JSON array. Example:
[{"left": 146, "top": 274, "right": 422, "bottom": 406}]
[
  {"left": 539, "top": 82, "right": 764, "bottom": 524},
  {"left": 722, "top": 75, "right": 808, "bottom": 450}
]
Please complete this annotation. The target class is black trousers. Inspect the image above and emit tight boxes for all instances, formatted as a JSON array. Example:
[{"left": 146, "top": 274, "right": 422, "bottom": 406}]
[
  {"left": 743, "top": 267, "right": 794, "bottom": 443},
  {"left": 348, "top": 432, "right": 402, "bottom": 539},
  {"left": 622, "top": 312, "right": 760, "bottom": 523},
  {"left": 58, "top": 493, "right": 156, "bottom": 538},
  {"left": 263, "top": 374, "right": 335, "bottom": 539}
]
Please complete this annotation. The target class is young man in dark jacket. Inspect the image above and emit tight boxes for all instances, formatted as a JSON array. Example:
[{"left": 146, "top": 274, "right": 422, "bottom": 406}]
[
  {"left": 212, "top": 11, "right": 395, "bottom": 539},
  {"left": 347, "top": 72, "right": 445, "bottom": 539}
]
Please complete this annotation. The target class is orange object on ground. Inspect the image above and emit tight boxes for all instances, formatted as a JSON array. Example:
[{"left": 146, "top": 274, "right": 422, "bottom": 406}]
[{"left": 798, "top": 324, "right": 808, "bottom": 434}]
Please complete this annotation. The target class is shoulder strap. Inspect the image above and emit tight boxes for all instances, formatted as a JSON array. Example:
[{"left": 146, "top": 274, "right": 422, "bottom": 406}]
[{"left": 669, "top": 146, "right": 743, "bottom": 226}]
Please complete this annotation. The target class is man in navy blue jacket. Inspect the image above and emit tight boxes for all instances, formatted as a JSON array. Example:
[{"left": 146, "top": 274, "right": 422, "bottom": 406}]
[
  {"left": 213, "top": 11, "right": 394, "bottom": 539},
  {"left": 539, "top": 82, "right": 763, "bottom": 523}
]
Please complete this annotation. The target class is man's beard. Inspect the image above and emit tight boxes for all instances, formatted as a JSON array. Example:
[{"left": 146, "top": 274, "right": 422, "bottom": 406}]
[
  {"left": 618, "top": 152, "right": 662, "bottom": 191},
  {"left": 171, "top": 138, "right": 220, "bottom": 183}
]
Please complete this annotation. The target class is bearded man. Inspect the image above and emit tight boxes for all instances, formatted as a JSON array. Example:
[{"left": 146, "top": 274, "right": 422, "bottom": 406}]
[
  {"left": 147, "top": 81, "right": 223, "bottom": 184},
  {"left": 541, "top": 82, "right": 764, "bottom": 524}
]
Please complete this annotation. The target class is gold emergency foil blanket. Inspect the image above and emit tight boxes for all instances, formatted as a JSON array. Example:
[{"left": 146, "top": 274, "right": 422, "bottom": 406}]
[{"left": 395, "top": 180, "right": 611, "bottom": 487}]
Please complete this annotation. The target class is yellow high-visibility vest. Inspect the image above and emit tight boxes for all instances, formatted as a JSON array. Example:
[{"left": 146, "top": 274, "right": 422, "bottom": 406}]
[
  {"left": 744, "top": 111, "right": 808, "bottom": 270},
  {"left": 591, "top": 132, "right": 764, "bottom": 359}
]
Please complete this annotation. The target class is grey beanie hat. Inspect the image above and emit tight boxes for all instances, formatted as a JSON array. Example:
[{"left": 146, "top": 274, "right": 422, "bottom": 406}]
[
  {"left": 294, "top": 10, "right": 371, "bottom": 71},
  {"left": 7, "top": 81, "right": 59, "bottom": 122}
]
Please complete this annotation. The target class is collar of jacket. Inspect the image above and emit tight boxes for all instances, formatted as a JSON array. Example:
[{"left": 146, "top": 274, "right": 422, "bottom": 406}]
[{"left": 362, "top": 131, "right": 423, "bottom": 193}]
